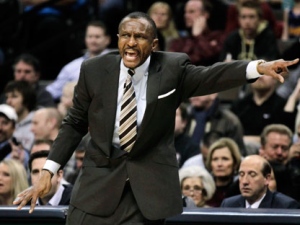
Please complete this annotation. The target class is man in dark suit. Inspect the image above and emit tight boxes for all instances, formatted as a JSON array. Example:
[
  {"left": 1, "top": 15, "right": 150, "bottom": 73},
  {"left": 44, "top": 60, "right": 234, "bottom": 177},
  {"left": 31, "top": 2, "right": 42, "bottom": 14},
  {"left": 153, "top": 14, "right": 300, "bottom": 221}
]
[
  {"left": 14, "top": 11, "right": 299, "bottom": 224},
  {"left": 28, "top": 150, "right": 73, "bottom": 206},
  {"left": 220, "top": 155, "right": 300, "bottom": 209}
]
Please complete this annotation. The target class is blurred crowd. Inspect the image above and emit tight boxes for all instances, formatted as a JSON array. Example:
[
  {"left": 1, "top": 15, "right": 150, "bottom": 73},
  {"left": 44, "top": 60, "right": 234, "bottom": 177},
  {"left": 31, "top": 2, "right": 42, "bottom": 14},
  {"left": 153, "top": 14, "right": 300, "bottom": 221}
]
[{"left": 1, "top": 0, "right": 300, "bottom": 209}]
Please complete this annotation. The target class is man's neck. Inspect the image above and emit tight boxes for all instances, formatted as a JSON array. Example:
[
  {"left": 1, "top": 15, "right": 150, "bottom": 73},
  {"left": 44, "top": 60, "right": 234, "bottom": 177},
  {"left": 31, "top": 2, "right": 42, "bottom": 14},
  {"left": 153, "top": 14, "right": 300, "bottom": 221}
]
[
  {"left": 252, "top": 88, "right": 274, "bottom": 106},
  {"left": 89, "top": 49, "right": 106, "bottom": 58}
]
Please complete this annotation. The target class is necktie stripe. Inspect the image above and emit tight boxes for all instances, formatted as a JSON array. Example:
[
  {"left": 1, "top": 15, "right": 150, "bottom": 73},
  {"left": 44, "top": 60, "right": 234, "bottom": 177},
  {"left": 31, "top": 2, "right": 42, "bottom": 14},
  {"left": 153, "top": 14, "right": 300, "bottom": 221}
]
[
  {"left": 119, "top": 122, "right": 137, "bottom": 139},
  {"left": 119, "top": 72, "right": 137, "bottom": 152},
  {"left": 121, "top": 97, "right": 136, "bottom": 112},
  {"left": 120, "top": 108, "right": 137, "bottom": 124}
]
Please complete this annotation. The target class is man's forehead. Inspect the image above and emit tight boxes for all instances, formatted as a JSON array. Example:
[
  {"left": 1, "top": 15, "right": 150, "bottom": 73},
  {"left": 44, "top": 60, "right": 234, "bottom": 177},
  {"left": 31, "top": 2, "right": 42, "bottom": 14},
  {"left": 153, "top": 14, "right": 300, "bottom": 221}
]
[
  {"left": 0, "top": 114, "right": 11, "bottom": 122},
  {"left": 120, "top": 18, "right": 150, "bottom": 29},
  {"left": 241, "top": 159, "right": 264, "bottom": 171}
]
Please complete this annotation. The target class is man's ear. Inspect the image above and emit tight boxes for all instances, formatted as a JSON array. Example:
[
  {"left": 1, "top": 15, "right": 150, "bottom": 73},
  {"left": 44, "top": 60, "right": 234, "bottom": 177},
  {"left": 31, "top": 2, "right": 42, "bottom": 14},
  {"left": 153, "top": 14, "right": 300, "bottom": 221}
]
[
  {"left": 259, "top": 147, "right": 265, "bottom": 157},
  {"left": 152, "top": 38, "right": 159, "bottom": 51},
  {"left": 265, "top": 173, "right": 271, "bottom": 185},
  {"left": 57, "top": 169, "right": 63, "bottom": 181}
]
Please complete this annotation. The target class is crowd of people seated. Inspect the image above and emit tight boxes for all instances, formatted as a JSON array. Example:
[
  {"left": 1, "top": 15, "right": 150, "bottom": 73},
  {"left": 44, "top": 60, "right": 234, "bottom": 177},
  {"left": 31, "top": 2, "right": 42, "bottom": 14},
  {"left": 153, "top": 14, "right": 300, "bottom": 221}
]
[{"left": 1, "top": 0, "right": 300, "bottom": 213}]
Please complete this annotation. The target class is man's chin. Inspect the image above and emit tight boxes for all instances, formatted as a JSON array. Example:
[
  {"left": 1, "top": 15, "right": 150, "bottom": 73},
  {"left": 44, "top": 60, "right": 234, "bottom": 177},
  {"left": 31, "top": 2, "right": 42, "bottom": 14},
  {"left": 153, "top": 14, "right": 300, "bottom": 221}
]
[
  {"left": 123, "top": 61, "right": 139, "bottom": 69},
  {"left": 241, "top": 191, "right": 251, "bottom": 197}
]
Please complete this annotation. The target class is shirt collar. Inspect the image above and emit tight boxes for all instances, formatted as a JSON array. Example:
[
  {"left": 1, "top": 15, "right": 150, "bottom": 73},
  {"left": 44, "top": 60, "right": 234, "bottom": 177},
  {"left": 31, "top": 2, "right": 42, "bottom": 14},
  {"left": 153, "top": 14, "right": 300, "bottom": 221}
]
[
  {"left": 245, "top": 193, "right": 266, "bottom": 208},
  {"left": 36, "top": 183, "right": 65, "bottom": 206},
  {"left": 120, "top": 56, "right": 151, "bottom": 82}
]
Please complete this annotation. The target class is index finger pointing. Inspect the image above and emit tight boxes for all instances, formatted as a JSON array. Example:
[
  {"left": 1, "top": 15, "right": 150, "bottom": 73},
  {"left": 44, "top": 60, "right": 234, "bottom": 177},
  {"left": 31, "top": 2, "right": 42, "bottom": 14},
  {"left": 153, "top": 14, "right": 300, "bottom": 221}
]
[{"left": 287, "top": 58, "right": 299, "bottom": 66}]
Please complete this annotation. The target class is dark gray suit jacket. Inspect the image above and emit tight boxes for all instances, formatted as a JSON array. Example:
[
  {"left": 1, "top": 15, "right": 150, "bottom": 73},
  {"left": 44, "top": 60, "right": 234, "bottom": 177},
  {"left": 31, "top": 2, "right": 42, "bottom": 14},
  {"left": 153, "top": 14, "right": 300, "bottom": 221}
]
[
  {"left": 220, "top": 189, "right": 300, "bottom": 209},
  {"left": 48, "top": 51, "right": 249, "bottom": 220}
]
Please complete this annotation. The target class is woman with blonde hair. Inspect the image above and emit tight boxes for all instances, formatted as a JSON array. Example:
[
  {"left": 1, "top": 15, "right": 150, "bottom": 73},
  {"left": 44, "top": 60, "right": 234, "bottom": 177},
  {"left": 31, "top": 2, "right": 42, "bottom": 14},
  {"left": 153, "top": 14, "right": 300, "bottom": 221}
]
[
  {"left": 0, "top": 159, "right": 29, "bottom": 205},
  {"left": 147, "top": 1, "right": 179, "bottom": 50},
  {"left": 205, "top": 137, "right": 242, "bottom": 207},
  {"left": 179, "top": 166, "right": 216, "bottom": 207}
]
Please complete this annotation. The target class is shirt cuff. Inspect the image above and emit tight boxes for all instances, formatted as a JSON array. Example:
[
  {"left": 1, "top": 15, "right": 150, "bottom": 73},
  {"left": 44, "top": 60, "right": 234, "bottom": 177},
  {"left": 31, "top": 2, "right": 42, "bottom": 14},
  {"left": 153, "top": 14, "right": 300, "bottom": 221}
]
[
  {"left": 43, "top": 160, "right": 61, "bottom": 174},
  {"left": 246, "top": 60, "right": 265, "bottom": 80}
]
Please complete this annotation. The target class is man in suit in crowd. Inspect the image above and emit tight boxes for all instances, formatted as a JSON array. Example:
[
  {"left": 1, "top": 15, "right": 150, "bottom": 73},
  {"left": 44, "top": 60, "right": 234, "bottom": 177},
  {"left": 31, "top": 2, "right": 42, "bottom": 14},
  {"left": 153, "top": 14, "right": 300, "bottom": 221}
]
[
  {"left": 220, "top": 155, "right": 300, "bottom": 209},
  {"left": 28, "top": 150, "right": 73, "bottom": 206},
  {"left": 14, "top": 11, "right": 299, "bottom": 224}
]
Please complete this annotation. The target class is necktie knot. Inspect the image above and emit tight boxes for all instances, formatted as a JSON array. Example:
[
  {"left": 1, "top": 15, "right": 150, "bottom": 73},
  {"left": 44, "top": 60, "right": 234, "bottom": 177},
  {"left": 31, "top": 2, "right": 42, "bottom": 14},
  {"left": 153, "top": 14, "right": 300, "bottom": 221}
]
[{"left": 128, "top": 69, "right": 135, "bottom": 76}]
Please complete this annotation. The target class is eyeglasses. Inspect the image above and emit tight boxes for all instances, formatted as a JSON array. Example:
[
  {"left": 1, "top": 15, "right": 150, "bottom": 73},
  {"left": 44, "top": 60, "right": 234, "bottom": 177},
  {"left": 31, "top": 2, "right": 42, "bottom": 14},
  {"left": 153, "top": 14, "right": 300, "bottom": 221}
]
[{"left": 182, "top": 185, "right": 203, "bottom": 194}]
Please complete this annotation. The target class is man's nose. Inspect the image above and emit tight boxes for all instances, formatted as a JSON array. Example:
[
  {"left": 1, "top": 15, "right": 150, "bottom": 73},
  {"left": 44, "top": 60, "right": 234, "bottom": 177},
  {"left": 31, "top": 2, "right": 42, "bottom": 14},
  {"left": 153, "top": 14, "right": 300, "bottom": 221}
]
[
  {"left": 276, "top": 147, "right": 283, "bottom": 155},
  {"left": 128, "top": 36, "right": 137, "bottom": 46},
  {"left": 240, "top": 176, "right": 249, "bottom": 184}
]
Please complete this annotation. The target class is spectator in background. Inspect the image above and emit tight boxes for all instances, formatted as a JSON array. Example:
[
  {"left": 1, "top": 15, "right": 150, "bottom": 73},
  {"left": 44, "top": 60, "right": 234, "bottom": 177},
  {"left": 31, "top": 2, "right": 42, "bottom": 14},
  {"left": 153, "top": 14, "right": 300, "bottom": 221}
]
[
  {"left": 28, "top": 150, "right": 73, "bottom": 206},
  {"left": 147, "top": 1, "right": 179, "bottom": 51},
  {"left": 29, "top": 139, "right": 71, "bottom": 185},
  {"left": 220, "top": 0, "right": 280, "bottom": 62},
  {"left": 1, "top": 54, "right": 55, "bottom": 108},
  {"left": 174, "top": 104, "right": 199, "bottom": 168},
  {"left": 205, "top": 138, "right": 242, "bottom": 207},
  {"left": 46, "top": 20, "right": 111, "bottom": 101},
  {"left": 30, "top": 139, "right": 53, "bottom": 155},
  {"left": 57, "top": 81, "right": 77, "bottom": 118},
  {"left": 4, "top": 81, "right": 36, "bottom": 151},
  {"left": 0, "top": 104, "right": 18, "bottom": 161},
  {"left": 0, "top": 159, "right": 28, "bottom": 205},
  {"left": 186, "top": 93, "right": 246, "bottom": 156},
  {"left": 259, "top": 124, "right": 293, "bottom": 166},
  {"left": 281, "top": 0, "right": 300, "bottom": 40},
  {"left": 65, "top": 133, "right": 90, "bottom": 185},
  {"left": 225, "top": 0, "right": 282, "bottom": 38},
  {"left": 220, "top": 155, "right": 300, "bottom": 209},
  {"left": 182, "top": 131, "right": 222, "bottom": 169},
  {"left": 286, "top": 142, "right": 300, "bottom": 202},
  {"left": 230, "top": 73, "right": 297, "bottom": 149},
  {"left": 0, "top": 104, "right": 29, "bottom": 167},
  {"left": 31, "top": 107, "right": 62, "bottom": 141},
  {"left": 289, "top": 142, "right": 300, "bottom": 160},
  {"left": 179, "top": 165, "right": 216, "bottom": 208},
  {"left": 259, "top": 124, "right": 295, "bottom": 198},
  {"left": 169, "top": 0, "right": 224, "bottom": 66}
]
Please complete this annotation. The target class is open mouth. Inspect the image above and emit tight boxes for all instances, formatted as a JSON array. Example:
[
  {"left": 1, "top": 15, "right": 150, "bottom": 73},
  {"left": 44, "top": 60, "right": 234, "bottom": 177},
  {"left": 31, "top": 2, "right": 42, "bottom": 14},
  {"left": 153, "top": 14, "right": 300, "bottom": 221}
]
[{"left": 125, "top": 50, "right": 139, "bottom": 61}]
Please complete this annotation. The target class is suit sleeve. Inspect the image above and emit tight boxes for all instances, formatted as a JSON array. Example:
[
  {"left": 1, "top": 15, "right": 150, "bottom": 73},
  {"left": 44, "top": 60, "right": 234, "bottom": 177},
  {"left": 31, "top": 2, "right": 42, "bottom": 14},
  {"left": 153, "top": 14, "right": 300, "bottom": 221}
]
[
  {"left": 48, "top": 61, "right": 90, "bottom": 167},
  {"left": 178, "top": 57, "right": 249, "bottom": 101}
]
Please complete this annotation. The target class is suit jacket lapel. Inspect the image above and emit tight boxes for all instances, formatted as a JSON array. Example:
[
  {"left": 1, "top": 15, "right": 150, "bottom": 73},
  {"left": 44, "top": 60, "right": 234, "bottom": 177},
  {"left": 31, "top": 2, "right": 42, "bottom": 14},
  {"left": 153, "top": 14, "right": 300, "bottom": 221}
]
[
  {"left": 134, "top": 55, "right": 162, "bottom": 145},
  {"left": 102, "top": 55, "right": 121, "bottom": 151},
  {"left": 238, "top": 196, "right": 246, "bottom": 207},
  {"left": 258, "top": 189, "right": 272, "bottom": 208}
]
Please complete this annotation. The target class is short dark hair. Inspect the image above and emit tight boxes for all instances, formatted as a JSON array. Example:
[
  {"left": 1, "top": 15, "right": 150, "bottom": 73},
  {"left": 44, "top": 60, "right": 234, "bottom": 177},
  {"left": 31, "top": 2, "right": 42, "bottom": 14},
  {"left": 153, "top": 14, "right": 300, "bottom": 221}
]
[
  {"left": 238, "top": 0, "right": 263, "bottom": 19},
  {"left": 261, "top": 160, "right": 272, "bottom": 177},
  {"left": 28, "top": 150, "right": 62, "bottom": 173},
  {"left": 87, "top": 20, "right": 109, "bottom": 36},
  {"left": 13, "top": 53, "right": 41, "bottom": 73},
  {"left": 119, "top": 11, "right": 157, "bottom": 39},
  {"left": 28, "top": 150, "right": 49, "bottom": 172},
  {"left": 4, "top": 80, "right": 37, "bottom": 111}
]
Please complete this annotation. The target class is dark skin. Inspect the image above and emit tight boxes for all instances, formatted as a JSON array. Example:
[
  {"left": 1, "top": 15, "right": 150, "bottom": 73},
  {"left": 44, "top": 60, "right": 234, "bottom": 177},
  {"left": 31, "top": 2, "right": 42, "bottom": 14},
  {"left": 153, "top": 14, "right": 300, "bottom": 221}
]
[{"left": 13, "top": 15, "right": 299, "bottom": 213}]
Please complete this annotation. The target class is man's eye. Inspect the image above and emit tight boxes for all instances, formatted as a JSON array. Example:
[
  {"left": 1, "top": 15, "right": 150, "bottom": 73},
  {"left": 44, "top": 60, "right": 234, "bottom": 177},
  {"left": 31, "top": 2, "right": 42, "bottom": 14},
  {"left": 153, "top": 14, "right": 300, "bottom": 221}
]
[{"left": 250, "top": 172, "right": 256, "bottom": 177}]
